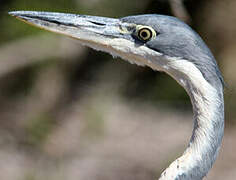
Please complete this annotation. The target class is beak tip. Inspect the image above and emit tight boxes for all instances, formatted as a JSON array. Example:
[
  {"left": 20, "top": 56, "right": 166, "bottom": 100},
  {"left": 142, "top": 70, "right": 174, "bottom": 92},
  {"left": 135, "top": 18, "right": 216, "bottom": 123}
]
[
  {"left": 8, "top": 11, "right": 15, "bottom": 16},
  {"left": 8, "top": 11, "right": 31, "bottom": 17},
  {"left": 8, "top": 11, "right": 20, "bottom": 17}
]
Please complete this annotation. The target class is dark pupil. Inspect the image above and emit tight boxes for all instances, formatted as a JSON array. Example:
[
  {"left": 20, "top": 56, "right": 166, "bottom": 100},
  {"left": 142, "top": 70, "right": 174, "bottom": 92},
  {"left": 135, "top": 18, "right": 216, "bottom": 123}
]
[{"left": 141, "top": 31, "right": 148, "bottom": 38}]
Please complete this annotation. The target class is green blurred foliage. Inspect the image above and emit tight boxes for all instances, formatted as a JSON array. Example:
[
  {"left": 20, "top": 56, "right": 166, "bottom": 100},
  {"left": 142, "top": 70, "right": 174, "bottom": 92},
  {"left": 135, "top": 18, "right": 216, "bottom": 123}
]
[
  {"left": 83, "top": 105, "right": 105, "bottom": 139},
  {"left": 25, "top": 113, "right": 54, "bottom": 146}
]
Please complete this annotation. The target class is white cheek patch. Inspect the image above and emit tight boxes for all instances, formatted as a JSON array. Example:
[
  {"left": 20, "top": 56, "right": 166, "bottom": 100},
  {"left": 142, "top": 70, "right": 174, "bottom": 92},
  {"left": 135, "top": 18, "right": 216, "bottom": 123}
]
[
  {"left": 21, "top": 18, "right": 166, "bottom": 70},
  {"left": 75, "top": 35, "right": 166, "bottom": 71}
]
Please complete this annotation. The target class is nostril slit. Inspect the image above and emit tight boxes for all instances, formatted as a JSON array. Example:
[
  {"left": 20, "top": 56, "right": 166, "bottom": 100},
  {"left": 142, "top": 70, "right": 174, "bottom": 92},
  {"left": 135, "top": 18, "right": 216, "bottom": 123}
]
[{"left": 88, "top": 21, "right": 106, "bottom": 26}]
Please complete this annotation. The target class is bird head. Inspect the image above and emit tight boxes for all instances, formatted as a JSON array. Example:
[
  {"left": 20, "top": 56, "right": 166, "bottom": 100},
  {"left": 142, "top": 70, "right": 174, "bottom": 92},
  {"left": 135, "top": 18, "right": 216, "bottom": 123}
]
[{"left": 9, "top": 11, "right": 223, "bottom": 89}]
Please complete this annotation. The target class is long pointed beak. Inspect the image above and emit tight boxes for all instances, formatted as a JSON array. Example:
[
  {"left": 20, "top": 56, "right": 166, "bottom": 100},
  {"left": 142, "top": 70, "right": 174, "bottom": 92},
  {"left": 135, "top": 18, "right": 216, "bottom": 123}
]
[
  {"left": 9, "top": 11, "right": 126, "bottom": 43},
  {"left": 9, "top": 11, "right": 163, "bottom": 69}
]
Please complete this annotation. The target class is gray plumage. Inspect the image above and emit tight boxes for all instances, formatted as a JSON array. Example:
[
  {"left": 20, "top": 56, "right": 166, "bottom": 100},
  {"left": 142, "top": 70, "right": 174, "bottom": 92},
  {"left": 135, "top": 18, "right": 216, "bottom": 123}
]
[
  {"left": 122, "top": 15, "right": 224, "bottom": 89},
  {"left": 9, "top": 11, "right": 224, "bottom": 180}
]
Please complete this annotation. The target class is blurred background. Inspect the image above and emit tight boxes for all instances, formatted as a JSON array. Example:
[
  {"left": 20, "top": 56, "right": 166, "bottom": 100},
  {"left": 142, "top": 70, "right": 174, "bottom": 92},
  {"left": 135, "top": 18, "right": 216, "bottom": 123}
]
[{"left": 0, "top": 0, "right": 235, "bottom": 179}]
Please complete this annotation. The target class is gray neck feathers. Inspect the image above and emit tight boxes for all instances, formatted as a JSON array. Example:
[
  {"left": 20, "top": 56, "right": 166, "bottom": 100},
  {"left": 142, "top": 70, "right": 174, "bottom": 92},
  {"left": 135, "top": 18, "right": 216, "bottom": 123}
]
[{"left": 159, "top": 58, "right": 224, "bottom": 180}]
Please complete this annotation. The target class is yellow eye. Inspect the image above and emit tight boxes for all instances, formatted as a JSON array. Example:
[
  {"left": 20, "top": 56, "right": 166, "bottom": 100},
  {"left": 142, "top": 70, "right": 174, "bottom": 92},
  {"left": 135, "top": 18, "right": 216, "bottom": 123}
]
[{"left": 136, "top": 25, "right": 156, "bottom": 42}]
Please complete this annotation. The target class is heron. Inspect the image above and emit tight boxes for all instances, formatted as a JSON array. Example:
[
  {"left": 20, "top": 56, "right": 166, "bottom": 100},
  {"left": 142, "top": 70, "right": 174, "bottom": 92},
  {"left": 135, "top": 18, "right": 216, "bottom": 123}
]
[{"left": 9, "top": 11, "right": 224, "bottom": 180}]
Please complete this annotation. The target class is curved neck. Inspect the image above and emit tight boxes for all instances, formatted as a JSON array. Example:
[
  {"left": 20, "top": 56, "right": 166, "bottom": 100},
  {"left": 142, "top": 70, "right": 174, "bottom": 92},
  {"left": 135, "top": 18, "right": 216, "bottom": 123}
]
[{"left": 159, "top": 59, "right": 224, "bottom": 180}]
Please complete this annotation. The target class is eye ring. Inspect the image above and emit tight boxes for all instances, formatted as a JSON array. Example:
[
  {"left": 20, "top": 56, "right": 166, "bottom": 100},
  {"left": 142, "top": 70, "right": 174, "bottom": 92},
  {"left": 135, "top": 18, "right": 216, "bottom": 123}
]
[{"left": 136, "top": 25, "right": 156, "bottom": 42}]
